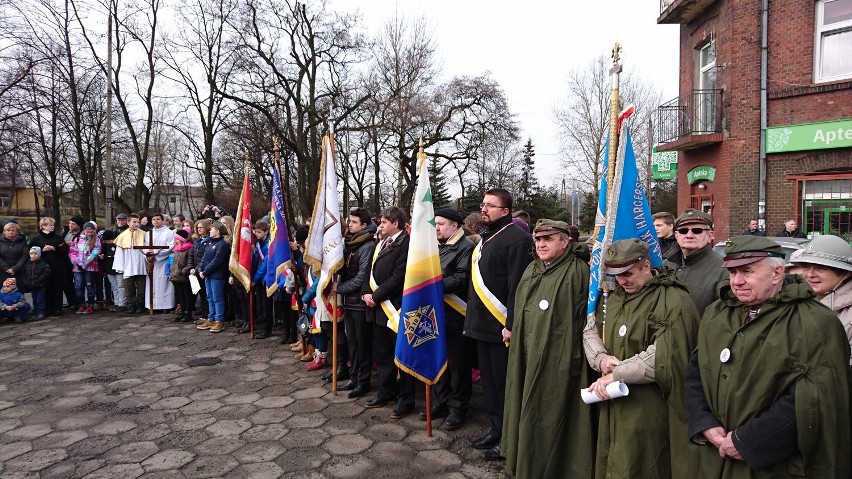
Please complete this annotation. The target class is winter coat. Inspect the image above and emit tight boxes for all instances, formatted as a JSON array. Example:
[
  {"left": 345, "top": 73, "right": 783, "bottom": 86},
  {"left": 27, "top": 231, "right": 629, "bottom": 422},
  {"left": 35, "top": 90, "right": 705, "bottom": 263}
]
[
  {"left": 686, "top": 275, "right": 851, "bottom": 478},
  {"left": 502, "top": 242, "right": 596, "bottom": 478},
  {"left": 820, "top": 277, "right": 852, "bottom": 364},
  {"left": 18, "top": 259, "right": 51, "bottom": 292},
  {"left": 337, "top": 224, "right": 377, "bottom": 311},
  {"left": 438, "top": 228, "right": 474, "bottom": 333},
  {"left": 69, "top": 235, "right": 101, "bottom": 273},
  {"left": 198, "top": 237, "right": 229, "bottom": 280},
  {"left": 0, "top": 234, "right": 29, "bottom": 281},
  {"left": 361, "top": 231, "right": 409, "bottom": 325},
  {"left": 168, "top": 248, "right": 191, "bottom": 283},
  {"left": 463, "top": 214, "right": 534, "bottom": 343}
]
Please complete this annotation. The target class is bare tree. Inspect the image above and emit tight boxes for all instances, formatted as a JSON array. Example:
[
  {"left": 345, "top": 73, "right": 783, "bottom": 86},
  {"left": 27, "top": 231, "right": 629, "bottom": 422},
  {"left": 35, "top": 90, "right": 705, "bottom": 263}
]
[
  {"left": 554, "top": 54, "right": 662, "bottom": 198},
  {"left": 161, "top": 0, "right": 237, "bottom": 205}
]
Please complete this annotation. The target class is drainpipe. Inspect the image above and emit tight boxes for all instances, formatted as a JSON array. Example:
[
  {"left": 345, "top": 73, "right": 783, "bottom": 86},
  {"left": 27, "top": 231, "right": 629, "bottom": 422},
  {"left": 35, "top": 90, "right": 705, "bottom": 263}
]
[{"left": 758, "top": 0, "right": 768, "bottom": 232}]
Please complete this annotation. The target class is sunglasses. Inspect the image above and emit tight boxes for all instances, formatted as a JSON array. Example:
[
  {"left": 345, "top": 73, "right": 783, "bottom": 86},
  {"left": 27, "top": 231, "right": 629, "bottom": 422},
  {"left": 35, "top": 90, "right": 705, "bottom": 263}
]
[{"left": 677, "top": 227, "right": 709, "bottom": 235}]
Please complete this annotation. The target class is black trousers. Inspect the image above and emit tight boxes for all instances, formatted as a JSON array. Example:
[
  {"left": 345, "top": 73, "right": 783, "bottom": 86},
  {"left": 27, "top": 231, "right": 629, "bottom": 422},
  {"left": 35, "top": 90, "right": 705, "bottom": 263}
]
[
  {"left": 433, "top": 330, "right": 473, "bottom": 413},
  {"left": 253, "top": 283, "right": 273, "bottom": 332},
  {"left": 477, "top": 339, "right": 509, "bottom": 436},
  {"left": 345, "top": 309, "right": 373, "bottom": 388},
  {"left": 372, "top": 321, "right": 414, "bottom": 408},
  {"left": 172, "top": 281, "right": 193, "bottom": 315}
]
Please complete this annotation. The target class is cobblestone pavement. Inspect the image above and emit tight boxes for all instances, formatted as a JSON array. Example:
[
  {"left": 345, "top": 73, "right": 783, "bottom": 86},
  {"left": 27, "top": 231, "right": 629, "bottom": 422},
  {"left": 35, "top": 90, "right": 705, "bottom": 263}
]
[{"left": 0, "top": 312, "right": 507, "bottom": 478}]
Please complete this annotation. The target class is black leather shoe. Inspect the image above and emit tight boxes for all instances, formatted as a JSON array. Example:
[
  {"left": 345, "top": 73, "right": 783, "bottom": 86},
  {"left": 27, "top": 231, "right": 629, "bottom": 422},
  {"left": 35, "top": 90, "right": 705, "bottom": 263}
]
[
  {"left": 444, "top": 411, "right": 466, "bottom": 431},
  {"left": 364, "top": 397, "right": 396, "bottom": 408},
  {"left": 337, "top": 381, "right": 357, "bottom": 391},
  {"left": 348, "top": 386, "right": 368, "bottom": 399},
  {"left": 418, "top": 404, "right": 449, "bottom": 421},
  {"left": 470, "top": 431, "right": 500, "bottom": 450},
  {"left": 482, "top": 445, "right": 504, "bottom": 461},
  {"left": 390, "top": 405, "right": 413, "bottom": 419}
]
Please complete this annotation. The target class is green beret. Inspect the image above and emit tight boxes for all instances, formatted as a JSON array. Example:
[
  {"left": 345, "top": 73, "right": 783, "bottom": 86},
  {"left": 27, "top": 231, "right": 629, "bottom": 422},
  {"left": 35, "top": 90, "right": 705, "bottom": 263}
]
[
  {"left": 674, "top": 208, "right": 713, "bottom": 229},
  {"left": 604, "top": 239, "right": 649, "bottom": 274},
  {"left": 723, "top": 236, "right": 785, "bottom": 268},
  {"left": 532, "top": 219, "right": 570, "bottom": 238}
]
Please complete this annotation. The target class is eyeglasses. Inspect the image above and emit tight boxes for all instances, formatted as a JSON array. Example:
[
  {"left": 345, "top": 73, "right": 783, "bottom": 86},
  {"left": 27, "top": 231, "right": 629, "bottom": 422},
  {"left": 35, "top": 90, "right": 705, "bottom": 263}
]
[
  {"left": 677, "top": 227, "right": 709, "bottom": 235},
  {"left": 480, "top": 203, "right": 506, "bottom": 210}
]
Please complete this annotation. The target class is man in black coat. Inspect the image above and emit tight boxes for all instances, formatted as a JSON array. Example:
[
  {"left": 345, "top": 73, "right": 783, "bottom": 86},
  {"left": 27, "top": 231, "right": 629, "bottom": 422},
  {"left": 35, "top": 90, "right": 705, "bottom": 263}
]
[
  {"left": 463, "top": 188, "right": 534, "bottom": 460},
  {"left": 335, "top": 208, "right": 377, "bottom": 398},
  {"left": 420, "top": 207, "right": 475, "bottom": 430},
  {"left": 361, "top": 206, "right": 412, "bottom": 418}
]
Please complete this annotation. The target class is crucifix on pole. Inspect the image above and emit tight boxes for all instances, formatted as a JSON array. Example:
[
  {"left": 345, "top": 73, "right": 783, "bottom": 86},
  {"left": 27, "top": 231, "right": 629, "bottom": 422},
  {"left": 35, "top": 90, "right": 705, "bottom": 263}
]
[{"left": 132, "top": 228, "right": 171, "bottom": 315}]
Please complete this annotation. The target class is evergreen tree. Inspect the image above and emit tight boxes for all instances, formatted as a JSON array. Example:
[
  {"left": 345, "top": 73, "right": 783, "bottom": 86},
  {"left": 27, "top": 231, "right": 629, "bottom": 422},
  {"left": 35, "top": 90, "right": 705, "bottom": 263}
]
[
  {"left": 519, "top": 138, "right": 537, "bottom": 206},
  {"left": 428, "top": 158, "right": 453, "bottom": 208}
]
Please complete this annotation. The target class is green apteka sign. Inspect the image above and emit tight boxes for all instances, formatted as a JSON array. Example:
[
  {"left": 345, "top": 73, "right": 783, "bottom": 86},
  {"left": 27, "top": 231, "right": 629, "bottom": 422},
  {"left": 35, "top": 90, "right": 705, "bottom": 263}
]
[{"left": 766, "top": 118, "right": 852, "bottom": 153}]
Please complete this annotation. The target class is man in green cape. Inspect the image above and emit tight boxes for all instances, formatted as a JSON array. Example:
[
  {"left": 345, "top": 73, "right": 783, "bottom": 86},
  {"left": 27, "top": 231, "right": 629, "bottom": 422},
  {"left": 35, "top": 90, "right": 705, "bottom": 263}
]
[
  {"left": 685, "top": 236, "right": 851, "bottom": 478},
  {"left": 502, "top": 219, "right": 596, "bottom": 478},
  {"left": 584, "top": 238, "right": 700, "bottom": 478}
]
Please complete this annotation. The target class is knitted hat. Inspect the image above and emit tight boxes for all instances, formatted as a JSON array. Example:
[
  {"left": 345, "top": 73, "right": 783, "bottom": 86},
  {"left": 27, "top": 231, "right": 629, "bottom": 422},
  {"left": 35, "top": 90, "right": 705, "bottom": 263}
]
[
  {"left": 70, "top": 216, "right": 86, "bottom": 228},
  {"left": 29, "top": 246, "right": 41, "bottom": 256}
]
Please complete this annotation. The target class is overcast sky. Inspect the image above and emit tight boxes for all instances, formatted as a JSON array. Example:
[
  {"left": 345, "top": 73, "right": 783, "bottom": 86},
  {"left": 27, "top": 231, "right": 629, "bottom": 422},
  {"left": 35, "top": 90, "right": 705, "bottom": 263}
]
[{"left": 338, "top": 1, "right": 682, "bottom": 187}]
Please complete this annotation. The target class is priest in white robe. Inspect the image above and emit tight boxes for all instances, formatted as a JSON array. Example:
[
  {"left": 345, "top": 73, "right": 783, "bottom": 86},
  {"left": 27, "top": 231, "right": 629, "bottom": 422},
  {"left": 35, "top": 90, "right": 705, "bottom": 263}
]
[{"left": 144, "top": 214, "right": 175, "bottom": 311}]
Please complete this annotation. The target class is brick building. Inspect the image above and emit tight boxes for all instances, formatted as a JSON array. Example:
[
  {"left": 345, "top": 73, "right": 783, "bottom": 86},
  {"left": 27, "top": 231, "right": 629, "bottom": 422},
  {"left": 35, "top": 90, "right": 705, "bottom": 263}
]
[{"left": 656, "top": 0, "right": 852, "bottom": 241}]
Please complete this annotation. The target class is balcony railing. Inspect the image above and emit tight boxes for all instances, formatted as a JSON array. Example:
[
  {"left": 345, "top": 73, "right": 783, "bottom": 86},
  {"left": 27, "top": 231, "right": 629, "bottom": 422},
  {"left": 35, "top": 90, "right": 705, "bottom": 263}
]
[{"left": 656, "top": 89, "right": 724, "bottom": 149}]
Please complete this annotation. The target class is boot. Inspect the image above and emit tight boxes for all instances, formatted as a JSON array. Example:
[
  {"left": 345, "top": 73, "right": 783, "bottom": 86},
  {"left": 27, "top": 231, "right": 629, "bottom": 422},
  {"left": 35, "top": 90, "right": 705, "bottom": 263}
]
[
  {"left": 299, "top": 345, "right": 315, "bottom": 362},
  {"left": 306, "top": 351, "right": 327, "bottom": 371}
]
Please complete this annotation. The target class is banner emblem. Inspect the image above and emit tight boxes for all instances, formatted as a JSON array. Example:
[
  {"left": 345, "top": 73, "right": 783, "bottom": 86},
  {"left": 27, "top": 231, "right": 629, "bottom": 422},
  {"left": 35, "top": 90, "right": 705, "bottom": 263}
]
[{"left": 402, "top": 304, "right": 440, "bottom": 348}]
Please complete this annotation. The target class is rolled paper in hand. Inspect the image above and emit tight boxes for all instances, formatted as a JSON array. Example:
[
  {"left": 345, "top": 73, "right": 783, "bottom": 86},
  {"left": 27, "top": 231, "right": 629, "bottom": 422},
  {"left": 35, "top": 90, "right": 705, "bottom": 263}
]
[{"left": 581, "top": 381, "right": 630, "bottom": 404}]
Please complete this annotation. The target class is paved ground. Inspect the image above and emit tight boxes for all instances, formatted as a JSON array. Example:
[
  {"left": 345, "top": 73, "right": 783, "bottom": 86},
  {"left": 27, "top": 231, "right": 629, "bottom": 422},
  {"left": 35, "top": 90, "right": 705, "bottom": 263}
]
[{"left": 0, "top": 312, "right": 507, "bottom": 478}]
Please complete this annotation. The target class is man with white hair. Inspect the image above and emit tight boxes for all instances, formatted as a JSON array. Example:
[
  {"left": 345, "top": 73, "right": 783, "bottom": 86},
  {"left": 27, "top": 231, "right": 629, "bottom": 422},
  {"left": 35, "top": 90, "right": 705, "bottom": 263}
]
[{"left": 685, "top": 235, "right": 851, "bottom": 477}]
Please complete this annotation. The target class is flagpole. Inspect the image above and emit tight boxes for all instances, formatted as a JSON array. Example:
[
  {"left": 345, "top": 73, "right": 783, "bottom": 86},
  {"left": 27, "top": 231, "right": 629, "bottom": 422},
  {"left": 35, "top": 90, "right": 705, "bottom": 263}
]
[{"left": 331, "top": 291, "right": 338, "bottom": 394}]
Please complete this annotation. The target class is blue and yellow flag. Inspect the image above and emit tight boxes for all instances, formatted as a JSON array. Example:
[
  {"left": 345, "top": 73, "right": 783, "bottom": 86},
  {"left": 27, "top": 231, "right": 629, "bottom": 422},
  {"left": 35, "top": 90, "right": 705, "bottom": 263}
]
[
  {"left": 587, "top": 113, "right": 662, "bottom": 328},
  {"left": 265, "top": 159, "right": 292, "bottom": 296},
  {"left": 394, "top": 142, "right": 447, "bottom": 385}
]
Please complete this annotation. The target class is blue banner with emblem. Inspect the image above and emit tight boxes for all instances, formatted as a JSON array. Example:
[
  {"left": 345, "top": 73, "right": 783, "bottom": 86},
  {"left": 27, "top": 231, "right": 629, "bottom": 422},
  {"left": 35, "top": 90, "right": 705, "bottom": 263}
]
[
  {"left": 587, "top": 119, "right": 662, "bottom": 326},
  {"left": 394, "top": 143, "right": 447, "bottom": 385}
]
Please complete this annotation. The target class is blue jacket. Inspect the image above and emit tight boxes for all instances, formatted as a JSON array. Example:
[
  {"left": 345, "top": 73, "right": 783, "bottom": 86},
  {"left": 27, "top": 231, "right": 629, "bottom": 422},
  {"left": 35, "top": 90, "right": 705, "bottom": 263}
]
[
  {"left": 198, "top": 237, "right": 229, "bottom": 280},
  {"left": 252, "top": 236, "right": 269, "bottom": 284}
]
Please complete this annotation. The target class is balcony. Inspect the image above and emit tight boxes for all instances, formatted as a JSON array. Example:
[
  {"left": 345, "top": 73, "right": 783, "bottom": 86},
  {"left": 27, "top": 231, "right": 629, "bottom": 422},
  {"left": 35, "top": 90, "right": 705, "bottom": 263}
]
[
  {"left": 658, "top": 0, "right": 719, "bottom": 24},
  {"left": 656, "top": 89, "right": 724, "bottom": 152}
]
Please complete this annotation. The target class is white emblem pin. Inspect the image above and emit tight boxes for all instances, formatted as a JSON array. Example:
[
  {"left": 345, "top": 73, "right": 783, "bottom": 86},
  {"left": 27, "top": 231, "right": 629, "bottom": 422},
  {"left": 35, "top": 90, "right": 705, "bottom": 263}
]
[
  {"left": 618, "top": 325, "right": 627, "bottom": 337},
  {"left": 539, "top": 300, "right": 549, "bottom": 310},
  {"left": 720, "top": 348, "right": 731, "bottom": 363}
]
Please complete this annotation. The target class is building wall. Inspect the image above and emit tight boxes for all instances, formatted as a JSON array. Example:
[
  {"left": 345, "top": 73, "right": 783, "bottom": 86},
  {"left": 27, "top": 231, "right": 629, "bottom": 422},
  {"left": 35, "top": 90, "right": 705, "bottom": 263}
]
[{"left": 673, "top": 0, "right": 852, "bottom": 240}]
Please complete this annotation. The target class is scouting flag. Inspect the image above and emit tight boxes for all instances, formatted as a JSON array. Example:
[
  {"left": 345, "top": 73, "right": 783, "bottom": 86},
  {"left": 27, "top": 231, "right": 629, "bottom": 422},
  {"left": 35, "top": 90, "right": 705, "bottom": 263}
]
[
  {"left": 304, "top": 134, "right": 344, "bottom": 332},
  {"left": 265, "top": 159, "right": 292, "bottom": 296},
  {"left": 229, "top": 163, "right": 253, "bottom": 292},
  {"left": 394, "top": 143, "right": 447, "bottom": 385},
  {"left": 586, "top": 109, "right": 662, "bottom": 328}
]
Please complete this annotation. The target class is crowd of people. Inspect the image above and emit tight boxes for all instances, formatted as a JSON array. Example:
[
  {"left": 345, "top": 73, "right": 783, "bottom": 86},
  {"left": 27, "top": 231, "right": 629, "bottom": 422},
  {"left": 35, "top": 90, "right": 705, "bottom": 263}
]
[{"left": 1, "top": 189, "right": 851, "bottom": 478}]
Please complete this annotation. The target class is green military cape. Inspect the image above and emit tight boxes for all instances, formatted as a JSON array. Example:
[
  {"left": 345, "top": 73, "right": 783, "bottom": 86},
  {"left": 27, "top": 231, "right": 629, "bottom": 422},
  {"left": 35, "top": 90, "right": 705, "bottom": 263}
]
[
  {"left": 595, "top": 268, "right": 700, "bottom": 479},
  {"left": 695, "top": 274, "right": 852, "bottom": 478},
  {"left": 502, "top": 242, "right": 596, "bottom": 479}
]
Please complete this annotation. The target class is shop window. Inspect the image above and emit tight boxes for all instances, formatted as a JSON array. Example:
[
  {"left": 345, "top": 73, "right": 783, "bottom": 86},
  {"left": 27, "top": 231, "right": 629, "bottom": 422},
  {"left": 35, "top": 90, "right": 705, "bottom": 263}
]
[
  {"left": 797, "top": 176, "right": 852, "bottom": 239},
  {"left": 815, "top": 0, "right": 852, "bottom": 83}
]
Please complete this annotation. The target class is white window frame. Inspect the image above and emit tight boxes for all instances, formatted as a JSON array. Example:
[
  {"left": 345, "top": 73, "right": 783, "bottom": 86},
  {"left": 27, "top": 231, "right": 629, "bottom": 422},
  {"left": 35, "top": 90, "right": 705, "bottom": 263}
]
[{"left": 814, "top": 0, "right": 852, "bottom": 83}]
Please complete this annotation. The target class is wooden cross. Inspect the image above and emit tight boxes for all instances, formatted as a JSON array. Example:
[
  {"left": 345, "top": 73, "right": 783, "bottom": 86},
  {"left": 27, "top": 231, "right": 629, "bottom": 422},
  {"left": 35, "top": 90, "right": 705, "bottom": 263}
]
[{"left": 132, "top": 228, "right": 171, "bottom": 315}]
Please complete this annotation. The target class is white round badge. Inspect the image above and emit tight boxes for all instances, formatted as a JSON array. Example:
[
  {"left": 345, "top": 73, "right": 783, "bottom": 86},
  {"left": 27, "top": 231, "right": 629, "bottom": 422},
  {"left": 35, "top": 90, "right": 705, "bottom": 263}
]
[
  {"left": 720, "top": 348, "right": 731, "bottom": 363},
  {"left": 618, "top": 325, "right": 627, "bottom": 337},
  {"left": 538, "top": 300, "right": 549, "bottom": 310}
]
